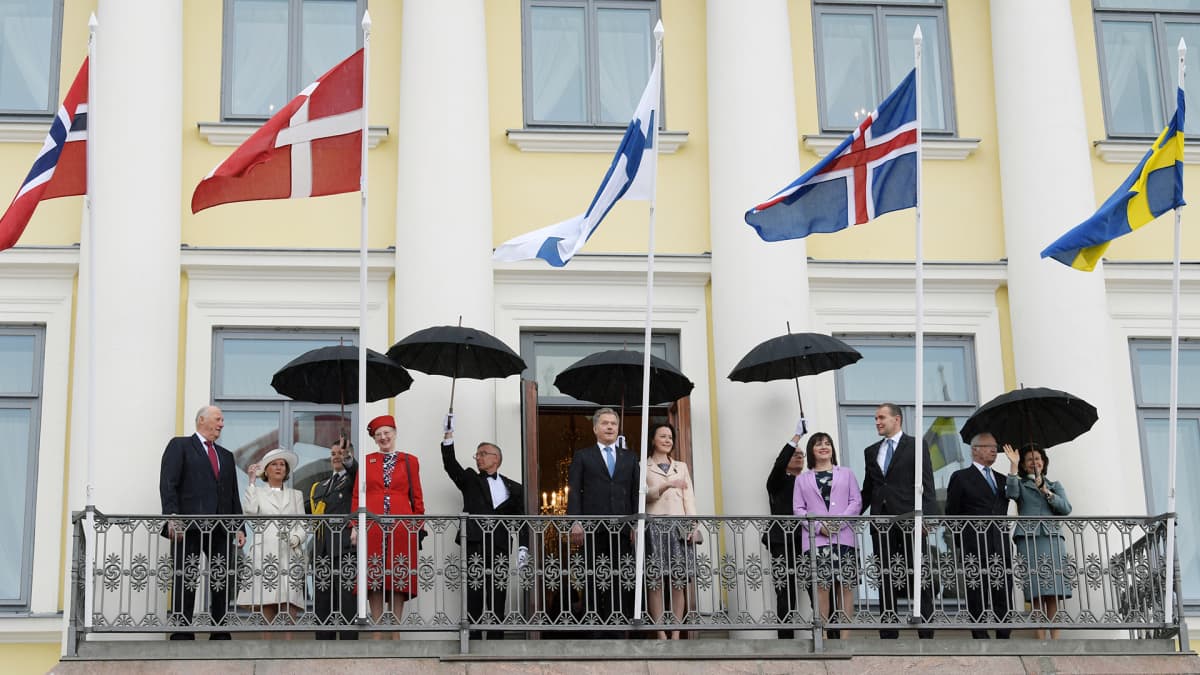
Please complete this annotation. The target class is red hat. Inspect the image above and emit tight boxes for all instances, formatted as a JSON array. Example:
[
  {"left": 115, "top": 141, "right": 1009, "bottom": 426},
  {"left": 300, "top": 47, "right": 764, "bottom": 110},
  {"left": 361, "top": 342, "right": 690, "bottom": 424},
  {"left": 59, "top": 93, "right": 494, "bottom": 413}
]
[{"left": 367, "top": 414, "right": 396, "bottom": 436}]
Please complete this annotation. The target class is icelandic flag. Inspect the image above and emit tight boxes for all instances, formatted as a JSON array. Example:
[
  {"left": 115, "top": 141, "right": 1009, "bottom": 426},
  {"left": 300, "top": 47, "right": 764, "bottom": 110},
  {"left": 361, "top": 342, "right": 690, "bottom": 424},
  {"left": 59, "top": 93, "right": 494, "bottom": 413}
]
[
  {"left": 0, "top": 58, "right": 88, "bottom": 252},
  {"left": 192, "top": 49, "right": 363, "bottom": 213},
  {"left": 745, "top": 69, "right": 918, "bottom": 241},
  {"left": 492, "top": 47, "right": 660, "bottom": 267}
]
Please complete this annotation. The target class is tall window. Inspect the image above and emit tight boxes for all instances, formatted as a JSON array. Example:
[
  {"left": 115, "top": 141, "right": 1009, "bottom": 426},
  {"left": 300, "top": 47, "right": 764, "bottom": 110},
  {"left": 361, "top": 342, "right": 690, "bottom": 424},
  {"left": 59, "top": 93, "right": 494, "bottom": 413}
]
[
  {"left": 0, "top": 326, "right": 44, "bottom": 608},
  {"left": 1094, "top": 1, "right": 1200, "bottom": 137},
  {"left": 522, "top": 0, "right": 660, "bottom": 127},
  {"left": 812, "top": 0, "right": 955, "bottom": 133},
  {"left": 222, "top": 0, "right": 363, "bottom": 120},
  {"left": 0, "top": 0, "right": 63, "bottom": 116},
  {"left": 1130, "top": 338, "right": 1200, "bottom": 604},
  {"left": 212, "top": 328, "right": 357, "bottom": 499},
  {"left": 834, "top": 334, "right": 978, "bottom": 510}
]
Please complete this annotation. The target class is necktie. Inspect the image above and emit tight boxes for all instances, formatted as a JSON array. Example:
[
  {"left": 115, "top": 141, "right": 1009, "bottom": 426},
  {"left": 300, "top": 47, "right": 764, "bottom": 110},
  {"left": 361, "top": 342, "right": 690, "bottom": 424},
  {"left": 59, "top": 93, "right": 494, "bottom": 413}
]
[
  {"left": 604, "top": 446, "right": 615, "bottom": 477},
  {"left": 984, "top": 468, "right": 997, "bottom": 494},
  {"left": 882, "top": 438, "right": 895, "bottom": 473},
  {"left": 204, "top": 440, "right": 220, "bottom": 479}
]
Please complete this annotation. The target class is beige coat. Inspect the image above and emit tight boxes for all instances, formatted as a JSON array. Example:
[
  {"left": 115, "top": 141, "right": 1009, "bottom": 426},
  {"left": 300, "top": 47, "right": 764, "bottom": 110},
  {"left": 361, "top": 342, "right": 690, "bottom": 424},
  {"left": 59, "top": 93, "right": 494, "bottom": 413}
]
[{"left": 645, "top": 458, "right": 697, "bottom": 516}]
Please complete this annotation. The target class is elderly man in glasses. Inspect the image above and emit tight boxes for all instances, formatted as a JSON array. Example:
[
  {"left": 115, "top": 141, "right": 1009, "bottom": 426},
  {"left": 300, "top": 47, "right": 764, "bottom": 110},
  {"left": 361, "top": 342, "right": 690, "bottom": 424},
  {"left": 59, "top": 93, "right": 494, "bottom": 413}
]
[{"left": 440, "top": 414, "right": 528, "bottom": 640}]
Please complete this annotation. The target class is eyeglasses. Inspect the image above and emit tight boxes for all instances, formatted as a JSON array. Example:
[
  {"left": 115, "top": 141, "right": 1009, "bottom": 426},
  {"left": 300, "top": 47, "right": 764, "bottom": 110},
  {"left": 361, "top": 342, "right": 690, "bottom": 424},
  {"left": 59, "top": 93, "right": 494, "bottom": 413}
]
[
  {"left": 971, "top": 444, "right": 997, "bottom": 450},
  {"left": 474, "top": 451, "right": 498, "bottom": 458}
]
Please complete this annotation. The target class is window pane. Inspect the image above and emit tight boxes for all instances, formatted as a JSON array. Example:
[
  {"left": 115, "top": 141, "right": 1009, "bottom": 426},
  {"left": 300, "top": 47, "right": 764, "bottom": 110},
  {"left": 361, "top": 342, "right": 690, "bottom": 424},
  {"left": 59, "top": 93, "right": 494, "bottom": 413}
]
[
  {"left": 838, "top": 413, "right": 879, "bottom": 482},
  {"left": 218, "top": 336, "right": 346, "bottom": 398},
  {"left": 0, "top": 334, "right": 35, "bottom": 394},
  {"left": 300, "top": 0, "right": 357, "bottom": 85},
  {"left": 229, "top": 0, "right": 289, "bottom": 117},
  {"left": 1099, "top": 19, "right": 1164, "bottom": 135},
  {"left": 840, "top": 344, "right": 970, "bottom": 403},
  {"left": 1131, "top": 343, "right": 1200, "bottom": 405},
  {"left": 290, "top": 408, "right": 351, "bottom": 497},
  {"left": 532, "top": 340, "right": 668, "bottom": 399},
  {"left": 1164, "top": 21, "right": 1200, "bottom": 134},
  {"left": 596, "top": 7, "right": 652, "bottom": 123},
  {"left": 1142, "top": 416, "right": 1200, "bottom": 597},
  {"left": 0, "top": 407, "right": 31, "bottom": 602},
  {"left": 819, "top": 12, "right": 881, "bottom": 129},
  {"left": 884, "top": 14, "right": 946, "bottom": 130},
  {"left": 530, "top": 5, "right": 587, "bottom": 123},
  {"left": 0, "top": 0, "right": 54, "bottom": 112},
  {"left": 221, "top": 409, "right": 283, "bottom": 495}
]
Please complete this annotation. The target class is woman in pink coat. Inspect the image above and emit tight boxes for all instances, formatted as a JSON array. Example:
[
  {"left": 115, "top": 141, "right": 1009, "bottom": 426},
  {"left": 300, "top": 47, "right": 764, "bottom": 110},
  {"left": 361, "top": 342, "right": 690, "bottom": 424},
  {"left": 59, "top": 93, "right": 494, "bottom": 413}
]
[{"left": 792, "top": 432, "right": 861, "bottom": 639}]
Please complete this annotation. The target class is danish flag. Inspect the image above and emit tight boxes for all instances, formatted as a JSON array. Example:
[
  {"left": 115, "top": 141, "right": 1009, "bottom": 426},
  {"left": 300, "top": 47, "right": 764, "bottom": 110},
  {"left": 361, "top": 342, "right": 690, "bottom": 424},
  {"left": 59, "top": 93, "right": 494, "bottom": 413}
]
[
  {"left": 192, "top": 49, "right": 364, "bottom": 213},
  {"left": 0, "top": 58, "right": 88, "bottom": 252},
  {"left": 745, "top": 69, "right": 918, "bottom": 241}
]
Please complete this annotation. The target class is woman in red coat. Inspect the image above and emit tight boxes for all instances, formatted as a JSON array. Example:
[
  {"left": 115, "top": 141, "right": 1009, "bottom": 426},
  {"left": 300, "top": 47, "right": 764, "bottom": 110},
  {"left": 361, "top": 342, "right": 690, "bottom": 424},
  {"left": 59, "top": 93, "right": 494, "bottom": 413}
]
[{"left": 350, "top": 415, "right": 424, "bottom": 632}]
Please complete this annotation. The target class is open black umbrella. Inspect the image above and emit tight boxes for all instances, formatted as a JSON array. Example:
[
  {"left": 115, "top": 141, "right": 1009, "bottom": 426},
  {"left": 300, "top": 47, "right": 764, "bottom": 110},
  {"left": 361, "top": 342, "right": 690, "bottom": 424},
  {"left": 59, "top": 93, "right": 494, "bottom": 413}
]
[
  {"left": 553, "top": 349, "right": 694, "bottom": 407},
  {"left": 386, "top": 321, "right": 526, "bottom": 413},
  {"left": 271, "top": 345, "right": 413, "bottom": 405},
  {"left": 727, "top": 327, "right": 862, "bottom": 417},
  {"left": 958, "top": 386, "right": 1098, "bottom": 449}
]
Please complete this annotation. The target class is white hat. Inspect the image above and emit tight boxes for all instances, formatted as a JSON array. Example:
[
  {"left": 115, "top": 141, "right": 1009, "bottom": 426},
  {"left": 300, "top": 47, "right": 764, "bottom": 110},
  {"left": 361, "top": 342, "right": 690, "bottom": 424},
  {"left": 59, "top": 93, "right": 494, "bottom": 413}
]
[{"left": 257, "top": 447, "right": 299, "bottom": 480}]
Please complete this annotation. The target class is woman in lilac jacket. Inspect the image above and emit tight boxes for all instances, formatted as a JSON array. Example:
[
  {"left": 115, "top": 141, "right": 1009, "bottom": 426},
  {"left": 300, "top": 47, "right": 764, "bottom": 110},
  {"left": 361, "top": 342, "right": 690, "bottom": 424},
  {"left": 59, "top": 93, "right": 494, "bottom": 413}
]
[{"left": 792, "top": 432, "right": 862, "bottom": 639}]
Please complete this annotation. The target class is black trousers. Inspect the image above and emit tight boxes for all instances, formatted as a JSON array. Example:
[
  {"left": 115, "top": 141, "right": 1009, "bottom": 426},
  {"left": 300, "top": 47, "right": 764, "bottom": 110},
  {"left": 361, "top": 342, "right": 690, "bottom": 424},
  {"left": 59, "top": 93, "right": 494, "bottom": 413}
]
[
  {"left": 169, "top": 524, "right": 236, "bottom": 634},
  {"left": 961, "top": 527, "right": 1013, "bottom": 639},
  {"left": 871, "top": 522, "right": 934, "bottom": 639},
  {"left": 466, "top": 541, "right": 509, "bottom": 640},
  {"left": 770, "top": 541, "right": 807, "bottom": 639},
  {"left": 313, "top": 530, "right": 358, "bottom": 640}
]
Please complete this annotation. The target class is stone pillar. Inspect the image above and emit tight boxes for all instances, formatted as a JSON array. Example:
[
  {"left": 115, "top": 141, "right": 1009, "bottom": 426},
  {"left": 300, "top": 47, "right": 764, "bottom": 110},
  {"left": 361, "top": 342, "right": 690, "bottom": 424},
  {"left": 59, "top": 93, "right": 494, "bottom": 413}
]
[
  {"left": 707, "top": 0, "right": 812, "bottom": 517},
  {"left": 68, "top": 0, "right": 182, "bottom": 515},
  {"left": 990, "top": 0, "right": 1137, "bottom": 514},
  {"left": 392, "top": 0, "right": 495, "bottom": 510}
]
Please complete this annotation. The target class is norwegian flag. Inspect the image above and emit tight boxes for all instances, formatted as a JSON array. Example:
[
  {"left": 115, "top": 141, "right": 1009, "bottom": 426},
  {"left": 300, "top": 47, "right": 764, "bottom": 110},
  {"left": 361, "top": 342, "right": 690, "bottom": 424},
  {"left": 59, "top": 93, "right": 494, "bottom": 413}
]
[
  {"left": 745, "top": 69, "right": 918, "bottom": 241},
  {"left": 192, "top": 49, "right": 364, "bottom": 213},
  {"left": 0, "top": 58, "right": 88, "bottom": 252}
]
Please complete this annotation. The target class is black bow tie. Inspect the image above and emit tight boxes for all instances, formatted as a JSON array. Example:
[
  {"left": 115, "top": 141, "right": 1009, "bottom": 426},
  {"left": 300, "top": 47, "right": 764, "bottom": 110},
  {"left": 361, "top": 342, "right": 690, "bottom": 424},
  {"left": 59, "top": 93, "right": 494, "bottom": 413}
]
[{"left": 483, "top": 473, "right": 497, "bottom": 480}]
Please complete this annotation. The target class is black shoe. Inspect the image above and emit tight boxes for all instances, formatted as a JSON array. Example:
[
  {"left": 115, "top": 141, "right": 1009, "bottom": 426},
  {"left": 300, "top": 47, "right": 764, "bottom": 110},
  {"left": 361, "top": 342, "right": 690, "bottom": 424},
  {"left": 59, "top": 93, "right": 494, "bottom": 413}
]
[
  {"left": 210, "top": 632, "right": 232, "bottom": 640},
  {"left": 826, "top": 629, "right": 841, "bottom": 639},
  {"left": 169, "top": 633, "right": 194, "bottom": 641},
  {"left": 917, "top": 629, "right": 934, "bottom": 639},
  {"left": 315, "top": 632, "right": 335, "bottom": 641},
  {"left": 879, "top": 629, "right": 899, "bottom": 639}
]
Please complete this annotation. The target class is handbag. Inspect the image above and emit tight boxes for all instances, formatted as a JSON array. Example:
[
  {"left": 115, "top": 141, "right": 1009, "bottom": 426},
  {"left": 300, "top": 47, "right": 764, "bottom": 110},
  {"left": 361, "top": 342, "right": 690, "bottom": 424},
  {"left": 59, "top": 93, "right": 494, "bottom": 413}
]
[{"left": 404, "top": 454, "right": 429, "bottom": 549}]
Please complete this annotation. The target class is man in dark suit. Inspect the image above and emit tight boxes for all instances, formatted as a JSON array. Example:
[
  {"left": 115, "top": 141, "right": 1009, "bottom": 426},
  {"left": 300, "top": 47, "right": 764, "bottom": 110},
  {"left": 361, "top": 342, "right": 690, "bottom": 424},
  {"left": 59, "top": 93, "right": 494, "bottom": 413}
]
[
  {"left": 946, "top": 432, "right": 1014, "bottom": 639},
  {"left": 567, "top": 407, "right": 640, "bottom": 627},
  {"left": 159, "top": 405, "right": 245, "bottom": 640},
  {"left": 441, "top": 417, "right": 527, "bottom": 640},
  {"left": 307, "top": 437, "right": 358, "bottom": 640},
  {"left": 859, "top": 402, "right": 939, "bottom": 639}
]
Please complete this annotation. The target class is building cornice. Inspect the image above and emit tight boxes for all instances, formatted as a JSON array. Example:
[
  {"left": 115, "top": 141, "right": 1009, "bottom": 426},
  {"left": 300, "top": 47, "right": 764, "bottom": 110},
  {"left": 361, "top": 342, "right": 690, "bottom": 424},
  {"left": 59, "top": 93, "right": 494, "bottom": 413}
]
[
  {"left": 505, "top": 128, "right": 689, "bottom": 153},
  {"left": 802, "top": 134, "right": 982, "bottom": 160},
  {"left": 197, "top": 122, "right": 389, "bottom": 148}
]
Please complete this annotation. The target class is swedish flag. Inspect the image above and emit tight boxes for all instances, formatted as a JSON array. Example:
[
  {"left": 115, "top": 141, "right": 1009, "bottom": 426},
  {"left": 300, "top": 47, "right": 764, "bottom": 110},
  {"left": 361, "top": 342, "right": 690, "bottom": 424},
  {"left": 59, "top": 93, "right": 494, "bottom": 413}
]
[{"left": 1041, "top": 88, "right": 1186, "bottom": 271}]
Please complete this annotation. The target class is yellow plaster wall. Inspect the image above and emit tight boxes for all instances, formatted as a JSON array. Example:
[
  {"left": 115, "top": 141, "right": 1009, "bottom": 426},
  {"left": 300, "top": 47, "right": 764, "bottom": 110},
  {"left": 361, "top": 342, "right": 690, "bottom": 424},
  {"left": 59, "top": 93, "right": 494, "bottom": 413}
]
[
  {"left": 486, "top": 0, "right": 711, "bottom": 255},
  {"left": 798, "top": 0, "right": 1006, "bottom": 262},
  {"left": 0, "top": 643, "right": 60, "bottom": 675},
  {"left": 179, "top": 0, "right": 400, "bottom": 249}
]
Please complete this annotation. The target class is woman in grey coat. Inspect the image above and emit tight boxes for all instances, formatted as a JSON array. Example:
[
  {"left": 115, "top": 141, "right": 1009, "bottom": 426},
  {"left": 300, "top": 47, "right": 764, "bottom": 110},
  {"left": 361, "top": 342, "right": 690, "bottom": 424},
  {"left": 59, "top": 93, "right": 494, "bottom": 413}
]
[{"left": 1003, "top": 442, "right": 1072, "bottom": 639}]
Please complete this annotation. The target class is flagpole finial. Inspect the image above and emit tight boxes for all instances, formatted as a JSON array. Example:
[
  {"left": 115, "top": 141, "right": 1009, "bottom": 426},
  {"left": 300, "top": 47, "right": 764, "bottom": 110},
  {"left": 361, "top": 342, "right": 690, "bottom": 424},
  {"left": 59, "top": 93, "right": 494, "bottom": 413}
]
[
  {"left": 913, "top": 24, "right": 923, "bottom": 44},
  {"left": 362, "top": 9, "right": 371, "bottom": 30},
  {"left": 1180, "top": 36, "right": 1187, "bottom": 56},
  {"left": 654, "top": 19, "right": 664, "bottom": 41},
  {"left": 89, "top": 12, "right": 97, "bottom": 29}
]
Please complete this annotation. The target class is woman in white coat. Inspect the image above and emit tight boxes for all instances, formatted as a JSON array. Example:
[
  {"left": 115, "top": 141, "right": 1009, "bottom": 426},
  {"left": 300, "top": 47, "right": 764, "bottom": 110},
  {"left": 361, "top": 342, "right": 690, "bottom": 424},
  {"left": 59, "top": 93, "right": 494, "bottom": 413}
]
[{"left": 236, "top": 447, "right": 306, "bottom": 637}]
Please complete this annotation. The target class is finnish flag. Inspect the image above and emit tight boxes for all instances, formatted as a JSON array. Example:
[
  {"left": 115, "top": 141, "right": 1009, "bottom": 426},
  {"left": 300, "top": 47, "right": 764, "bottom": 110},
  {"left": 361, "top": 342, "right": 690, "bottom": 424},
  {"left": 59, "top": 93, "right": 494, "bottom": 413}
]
[{"left": 493, "top": 48, "right": 660, "bottom": 267}]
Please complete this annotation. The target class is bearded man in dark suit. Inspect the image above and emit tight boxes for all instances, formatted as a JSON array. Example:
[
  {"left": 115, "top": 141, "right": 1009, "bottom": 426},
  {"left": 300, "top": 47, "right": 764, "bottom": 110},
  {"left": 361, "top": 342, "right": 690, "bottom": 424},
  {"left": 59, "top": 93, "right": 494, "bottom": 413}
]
[
  {"left": 567, "top": 407, "right": 640, "bottom": 628},
  {"left": 859, "top": 402, "right": 938, "bottom": 639},
  {"left": 159, "top": 404, "right": 245, "bottom": 640},
  {"left": 441, "top": 415, "right": 527, "bottom": 640}
]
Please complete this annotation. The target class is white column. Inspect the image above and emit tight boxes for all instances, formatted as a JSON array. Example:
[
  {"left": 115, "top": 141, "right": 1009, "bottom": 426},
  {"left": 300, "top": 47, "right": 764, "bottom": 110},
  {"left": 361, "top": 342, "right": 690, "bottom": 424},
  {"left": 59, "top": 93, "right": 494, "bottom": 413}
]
[
  {"left": 392, "top": 0, "right": 495, "bottom": 507},
  {"left": 990, "top": 0, "right": 1137, "bottom": 514},
  {"left": 708, "top": 0, "right": 812, "bottom": 518},
  {"left": 67, "top": 0, "right": 182, "bottom": 516}
]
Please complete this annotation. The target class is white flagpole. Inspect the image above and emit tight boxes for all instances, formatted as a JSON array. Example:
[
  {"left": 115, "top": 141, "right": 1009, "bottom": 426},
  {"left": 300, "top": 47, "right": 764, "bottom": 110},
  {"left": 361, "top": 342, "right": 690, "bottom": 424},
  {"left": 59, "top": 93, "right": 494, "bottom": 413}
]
[
  {"left": 1164, "top": 36, "right": 1185, "bottom": 626},
  {"left": 82, "top": 12, "right": 97, "bottom": 631},
  {"left": 911, "top": 24, "right": 926, "bottom": 627},
  {"left": 633, "top": 20, "right": 664, "bottom": 626},
  {"left": 356, "top": 10, "right": 371, "bottom": 627}
]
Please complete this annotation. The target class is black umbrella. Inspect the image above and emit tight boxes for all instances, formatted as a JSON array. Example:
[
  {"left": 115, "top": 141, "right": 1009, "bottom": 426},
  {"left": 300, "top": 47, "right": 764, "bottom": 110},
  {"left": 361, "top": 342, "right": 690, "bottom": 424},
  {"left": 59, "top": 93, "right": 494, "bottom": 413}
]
[
  {"left": 553, "top": 349, "right": 694, "bottom": 407},
  {"left": 958, "top": 386, "right": 1098, "bottom": 449},
  {"left": 270, "top": 345, "right": 413, "bottom": 405},
  {"left": 386, "top": 320, "right": 526, "bottom": 413},
  {"left": 727, "top": 326, "right": 862, "bottom": 417}
]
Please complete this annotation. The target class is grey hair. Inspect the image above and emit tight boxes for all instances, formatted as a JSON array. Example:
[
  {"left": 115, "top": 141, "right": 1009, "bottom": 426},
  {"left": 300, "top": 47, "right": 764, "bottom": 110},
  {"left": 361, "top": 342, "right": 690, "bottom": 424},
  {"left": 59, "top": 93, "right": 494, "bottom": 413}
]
[
  {"left": 970, "top": 432, "right": 996, "bottom": 447},
  {"left": 195, "top": 405, "right": 218, "bottom": 426},
  {"left": 592, "top": 407, "right": 619, "bottom": 425},
  {"left": 477, "top": 442, "right": 502, "bottom": 463}
]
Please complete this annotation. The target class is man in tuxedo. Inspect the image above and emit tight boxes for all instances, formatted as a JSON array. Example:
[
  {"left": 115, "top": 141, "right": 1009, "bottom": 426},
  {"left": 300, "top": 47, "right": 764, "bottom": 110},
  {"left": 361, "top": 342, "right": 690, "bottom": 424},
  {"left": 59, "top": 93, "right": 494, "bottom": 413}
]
[
  {"left": 159, "top": 405, "right": 245, "bottom": 640},
  {"left": 441, "top": 416, "right": 527, "bottom": 640},
  {"left": 859, "top": 403, "right": 938, "bottom": 639},
  {"left": 307, "top": 437, "right": 358, "bottom": 640},
  {"left": 946, "top": 432, "right": 1014, "bottom": 639},
  {"left": 567, "top": 408, "right": 640, "bottom": 628}
]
